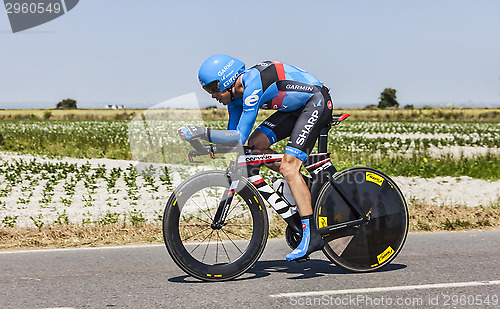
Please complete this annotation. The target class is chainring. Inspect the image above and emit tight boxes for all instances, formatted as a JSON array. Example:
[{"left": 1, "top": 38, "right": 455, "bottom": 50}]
[{"left": 285, "top": 225, "right": 303, "bottom": 250}]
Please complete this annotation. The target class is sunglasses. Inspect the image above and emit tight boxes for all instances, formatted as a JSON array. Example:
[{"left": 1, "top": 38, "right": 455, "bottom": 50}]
[{"left": 202, "top": 80, "right": 221, "bottom": 94}]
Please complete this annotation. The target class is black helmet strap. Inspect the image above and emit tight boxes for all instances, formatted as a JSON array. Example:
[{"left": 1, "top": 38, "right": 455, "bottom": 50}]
[{"left": 228, "top": 85, "right": 235, "bottom": 101}]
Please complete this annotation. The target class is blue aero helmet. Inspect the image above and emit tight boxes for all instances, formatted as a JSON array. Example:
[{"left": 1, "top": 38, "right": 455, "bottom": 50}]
[{"left": 198, "top": 54, "right": 245, "bottom": 94}]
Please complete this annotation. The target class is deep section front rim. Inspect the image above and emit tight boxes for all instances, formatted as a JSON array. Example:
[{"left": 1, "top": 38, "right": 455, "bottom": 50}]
[{"left": 163, "top": 171, "right": 268, "bottom": 281}]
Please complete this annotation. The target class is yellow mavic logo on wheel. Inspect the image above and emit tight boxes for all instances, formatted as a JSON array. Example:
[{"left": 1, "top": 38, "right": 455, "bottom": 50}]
[
  {"left": 318, "top": 216, "right": 328, "bottom": 228},
  {"left": 366, "top": 172, "right": 384, "bottom": 186},
  {"left": 377, "top": 246, "right": 394, "bottom": 264}
]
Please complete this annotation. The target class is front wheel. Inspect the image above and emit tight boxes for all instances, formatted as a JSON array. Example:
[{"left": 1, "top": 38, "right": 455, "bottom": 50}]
[
  {"left": 163, "top": 170, "right": 268, "bottom": 281},
  {"left": 314, "top": 167, "right": 409, "bottom": 272}
]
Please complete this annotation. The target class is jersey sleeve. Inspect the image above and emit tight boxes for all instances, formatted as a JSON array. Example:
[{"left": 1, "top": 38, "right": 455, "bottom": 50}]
[
  {"left": 235, "top": 72, "right": 263, "bottom": 144},
  {"left": 205, "top": 99, "right": 242, "bottom": 144},
  {"left": 235, "top": 108, "right": 259, "bottom": 145},
  {"left": 226, "top": 98, "right": 243, "bottom": 130},
  {"left": 208, "top": 69, "right": 263, "bottom": 145},
  {"left": 207, "top": 89, "right": 261, "bottom": 145},
  {"left": 208, "top": 129, "right": 240, "bottom": 144}
]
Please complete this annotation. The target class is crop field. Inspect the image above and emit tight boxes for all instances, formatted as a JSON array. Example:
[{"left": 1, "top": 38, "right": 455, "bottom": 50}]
[
  {"left": 0, "top": 109, "right": 499, "bottom": 249},
  {"left": 1, "top": 107, "right": 499, "bottom": 121},
  {"left": 0, "top": 116, "right": 498, "bottom": 179}
]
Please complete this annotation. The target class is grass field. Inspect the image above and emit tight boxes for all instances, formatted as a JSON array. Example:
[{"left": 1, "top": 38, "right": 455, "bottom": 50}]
[
  {"left": 0, "top": 108, "right": 140, "bottom": 120},
  {"left": 1, "top": 110, "right": 498, "bottom": 179},
  {"left": 0, "top": 108, "right": 499, "bottom": 250},
  {"left": 1, "top": 107, "right": 500, "bottom": 121}
]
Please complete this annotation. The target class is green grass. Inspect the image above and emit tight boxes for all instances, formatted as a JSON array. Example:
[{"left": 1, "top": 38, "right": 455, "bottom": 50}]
[
  {"left": 335, "top": 107, "right": 500, "bottom": 121},
  {"left": 375, "top": 155, "right": 500, "bottom": 180},
  {"left": 0, "top": 119, "right": 131, "bottom": 159},
  {"left": 1, "top": 107, "right": 499, "bottom": 121},
  {"left": 0, "top": 117, "right": 499, "bottom": 180}
]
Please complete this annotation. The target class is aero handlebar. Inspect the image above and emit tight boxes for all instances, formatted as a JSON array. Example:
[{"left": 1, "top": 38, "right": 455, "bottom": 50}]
[
  {"left": 187, "top": 140, "right": 246, "bottom": 163},
  {"left": 184, "top": 113, "right": 350, "bottom": 163}
]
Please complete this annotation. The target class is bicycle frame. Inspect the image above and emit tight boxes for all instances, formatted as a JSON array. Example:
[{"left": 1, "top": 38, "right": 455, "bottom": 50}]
[{"left": 204, "top": 113, "right": 370, "bottom": 238}]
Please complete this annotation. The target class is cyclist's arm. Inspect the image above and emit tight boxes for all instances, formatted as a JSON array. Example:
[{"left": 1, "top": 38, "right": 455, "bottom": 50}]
[
  {"left": 192, "top": 106, "right": 259, "bottom": 145},
  {"left": 178, "top": 126, "right": 241, "bottom": 143},
  {"left": 233, "top": 83, "right": 263, "bottom": 144},
  {"left": 178, "top": 100, "right": 244, "bottom": 144},
  {"left": 205, "top": 86, "right": 261, "bottom": 145},
  {"left": 200, "top": 99, "right": 244, "bottom": 144},
  {"left": 180, "top": 78, "right": 262, "bottom": 144},
  {"left": 206, "top": 109, "right": 258, "bottom": 145},
  {"left": 227, "top": 99, "right": 243, "bottom": 130},
  {"left": 234, "top": 107, "right": 258, "bottom": 145}
]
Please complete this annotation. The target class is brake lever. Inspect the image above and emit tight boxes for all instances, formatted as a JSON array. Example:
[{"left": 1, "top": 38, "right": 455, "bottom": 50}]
[
  {"left": 188, "top": 150, "right": 204, "bottom": 163},
  {"left": 210, "top": 145, "right": 225, "bottom": 160}
]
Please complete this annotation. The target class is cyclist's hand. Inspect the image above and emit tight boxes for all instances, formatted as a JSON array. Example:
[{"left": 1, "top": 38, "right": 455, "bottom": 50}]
[{"left": 177, "top": 126, "right": 209, "bottom": 141}]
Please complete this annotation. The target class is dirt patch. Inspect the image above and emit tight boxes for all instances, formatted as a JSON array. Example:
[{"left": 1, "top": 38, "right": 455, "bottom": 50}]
[
  {"left": 409, "top": 203, "right": 500, "bottom": 232},
  {"left": 0, "top": 223, "right": 163, "bottom": 251},
  {"left": 1, "top": 204, "right": 499, "bottom": 251}
]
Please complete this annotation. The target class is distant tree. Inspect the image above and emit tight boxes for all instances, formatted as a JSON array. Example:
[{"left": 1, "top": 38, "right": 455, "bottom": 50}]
[
  {"left": 363, "top": 104, "right": 378, "bottom": 110},
  {"left": 404, "top": 104, "right": 414, "bottom": 110},
  {"left": 43, "top": 110, "right": 53, "bottom": 119},
  {"left": 378, "top": 88, "right": 399, "bottom": 109},
  {"left": 56, "top": 98, "right": 77, "bottom": 110}
]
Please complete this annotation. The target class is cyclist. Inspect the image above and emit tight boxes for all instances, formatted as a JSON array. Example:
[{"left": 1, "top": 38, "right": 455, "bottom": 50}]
[{"left": 178, "top": 54, "right": 333, "bottom": 262}]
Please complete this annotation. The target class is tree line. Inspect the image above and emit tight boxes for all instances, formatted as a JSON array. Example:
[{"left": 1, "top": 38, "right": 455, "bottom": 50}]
[{"left": 54, "top": 88, "right": 400, "bottom": 111}]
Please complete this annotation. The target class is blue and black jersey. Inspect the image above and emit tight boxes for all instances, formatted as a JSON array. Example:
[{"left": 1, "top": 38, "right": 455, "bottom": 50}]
[
  {"left": 226, "top": 61, "right": 322, "bottom": 144},
  {"left": 208, "top": 60, "right": 333, "bottom": 162}
]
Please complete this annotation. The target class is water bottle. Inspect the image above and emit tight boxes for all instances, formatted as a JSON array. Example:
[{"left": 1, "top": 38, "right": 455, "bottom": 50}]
[{"left": 272, "top": 178, "right": 296, "bottom": 206}]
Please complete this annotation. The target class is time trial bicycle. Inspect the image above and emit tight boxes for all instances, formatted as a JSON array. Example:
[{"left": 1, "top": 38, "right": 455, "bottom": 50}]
[{"left": 163, "top": 114, "right": 408, "bottom": 281}]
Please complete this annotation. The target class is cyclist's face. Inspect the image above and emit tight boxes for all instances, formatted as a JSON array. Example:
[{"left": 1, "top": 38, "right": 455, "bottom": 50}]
[{"left": 212, "top": 89, "right": 231, "bottom": 105}]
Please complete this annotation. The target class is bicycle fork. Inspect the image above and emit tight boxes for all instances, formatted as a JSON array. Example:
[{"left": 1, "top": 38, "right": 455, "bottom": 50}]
[
  {"left": 211, "top": 162, "right": 303, "bottom": 233},
  {"left": 210, "top": 162, "right": 238, "bottom": 230}
]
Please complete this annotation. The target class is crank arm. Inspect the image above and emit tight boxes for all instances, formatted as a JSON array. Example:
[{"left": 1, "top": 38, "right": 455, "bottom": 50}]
[{"left": 317, "top": 218, "right": 365, "bottom": 235}]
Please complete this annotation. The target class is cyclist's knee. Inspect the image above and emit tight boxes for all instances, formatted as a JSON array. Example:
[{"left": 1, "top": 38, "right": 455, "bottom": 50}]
[
  {"left": 247, "top": 131, "right": 271, "bottom": 152},
  {"left": 280, "top": 155, "right": 301, "bottom": 179}
]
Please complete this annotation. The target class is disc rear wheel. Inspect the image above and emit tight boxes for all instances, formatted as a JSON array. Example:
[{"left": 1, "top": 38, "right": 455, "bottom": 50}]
[{"left": 315, "top": 167, "right": 408, "bottom": 272}]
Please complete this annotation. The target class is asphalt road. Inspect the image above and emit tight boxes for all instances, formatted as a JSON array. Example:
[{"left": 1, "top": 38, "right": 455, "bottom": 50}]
[{"left": 1, "top": 230, "right": 499, "bottom": 309}]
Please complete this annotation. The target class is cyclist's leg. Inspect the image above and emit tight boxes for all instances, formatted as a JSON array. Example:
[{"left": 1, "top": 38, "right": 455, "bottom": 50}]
[
  {"left": 284, "top": 89, "right": 333, "bottom": 214},
  {"left": 282, "top": 155, "right": 325, "bottom": 261},
  {"left": 247, "top": 110, "right": 301, "bottom": 172},
  {"left": 280, "top": 154, "right": 311, "bottom": 214},
  {"left": 283, "top": 88, "right": 333, "bottom": 261}
]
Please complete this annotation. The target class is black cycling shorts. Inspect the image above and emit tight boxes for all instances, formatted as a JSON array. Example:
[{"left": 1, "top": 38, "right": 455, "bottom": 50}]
[{"left": 255, "top": 85, "right": 333, "bottom": 161}]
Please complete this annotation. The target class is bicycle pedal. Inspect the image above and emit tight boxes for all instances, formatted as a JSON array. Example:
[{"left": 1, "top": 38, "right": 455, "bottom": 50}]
[{"left": 293, "top": 256, "right": 310, "bottom": 263}]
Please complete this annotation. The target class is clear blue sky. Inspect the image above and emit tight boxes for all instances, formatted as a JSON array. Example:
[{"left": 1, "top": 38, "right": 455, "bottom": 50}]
[{"left": 1, "top": 0, "right": 499, "bottom": 109}]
